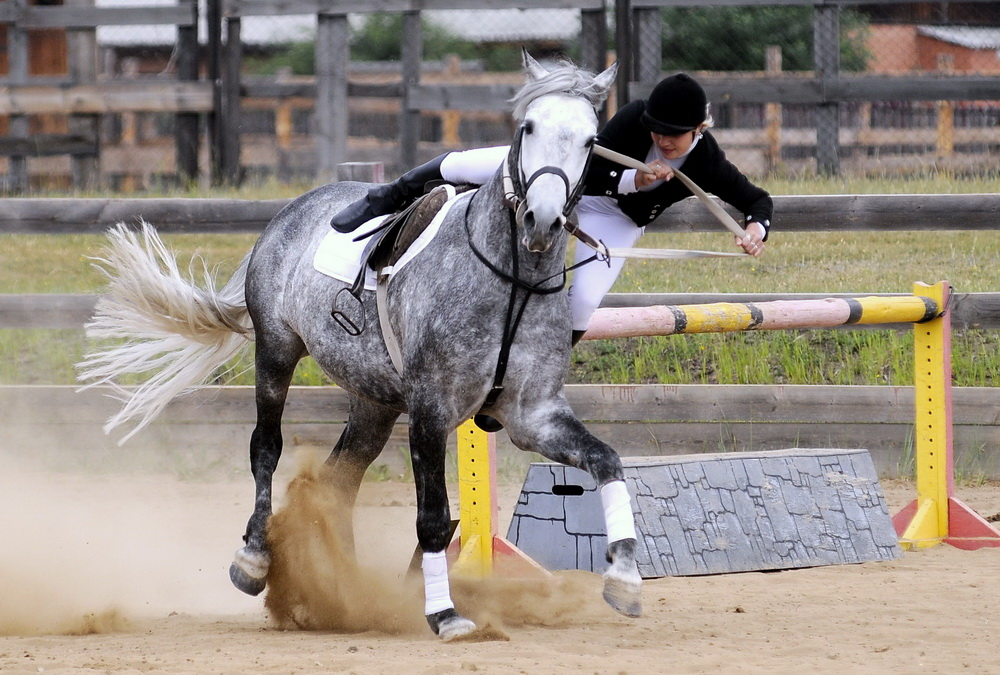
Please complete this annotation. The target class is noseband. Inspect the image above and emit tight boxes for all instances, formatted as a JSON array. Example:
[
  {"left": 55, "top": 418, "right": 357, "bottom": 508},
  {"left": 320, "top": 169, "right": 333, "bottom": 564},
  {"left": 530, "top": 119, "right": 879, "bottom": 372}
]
[{"left": 502, "top": 122, "right": 592, "bottom": 226}]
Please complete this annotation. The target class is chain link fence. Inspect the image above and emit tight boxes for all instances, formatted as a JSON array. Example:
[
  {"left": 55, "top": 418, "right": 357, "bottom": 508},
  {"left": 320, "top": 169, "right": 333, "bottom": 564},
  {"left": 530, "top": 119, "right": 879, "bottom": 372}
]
[{"left": 4, "top": 1, "right": 998, "bottom": 189}]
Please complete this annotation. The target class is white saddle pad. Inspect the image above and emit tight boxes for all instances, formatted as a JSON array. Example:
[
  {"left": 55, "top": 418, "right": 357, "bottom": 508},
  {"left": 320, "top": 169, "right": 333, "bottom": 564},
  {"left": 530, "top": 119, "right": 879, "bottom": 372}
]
[{"left": 313, "top": 187, "right": 469, "bottom": 290}]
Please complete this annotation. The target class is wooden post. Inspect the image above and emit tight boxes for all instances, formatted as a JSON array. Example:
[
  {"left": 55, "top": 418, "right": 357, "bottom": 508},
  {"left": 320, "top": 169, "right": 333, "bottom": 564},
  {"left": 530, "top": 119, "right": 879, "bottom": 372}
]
[
  {"left": 336, "top": 161, "right": 383, "bottom": 183},
  {"left": 66, "top": 0, "right": 100, "bottom": 191},
  {"left": 633, "top": 6, "right": 662, "bottom": 87},
  {"left": 580, "top": 6, "right": 609, "bottom": 123},
  {"left": 400, "top": 11, "right": 422, "bottom": 171},
  {"left": 221, "top": 15, "right": 242, "bottom": 185},
  {"left": 6, "top": 0, "right": 29, "bottom": 193},
  {"left": 119, "top": 58, "right": 140, "bottom": 192},
  {"left": 813, "top": 4, "right": 841, "bottom": 176},
  {"left": 936, "top": 54, "right": 955, "bottom": 160},
  {"left": 175, "top": 0, "right": 200, "bottom": 186},
  {"left": 316, "top": 12, "right": 348, "bottom": 183},
  {"left": 765, "top": 46, "right": 783, "bottom": 174},
  {"left": 440, "top": 55, "right": 461, "bottom": 148},
  {"left": 614, "top": 0, "right": 632, "bottom": 107},
  {"left": 207, "top": 0, "right": 223, "bottom": 185}
]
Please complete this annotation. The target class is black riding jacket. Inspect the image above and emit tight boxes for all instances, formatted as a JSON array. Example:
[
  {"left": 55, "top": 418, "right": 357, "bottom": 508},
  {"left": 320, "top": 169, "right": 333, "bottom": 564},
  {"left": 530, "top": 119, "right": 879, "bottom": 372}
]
[{"left": 584, "top": 99, "right": 773, "bottom": 237}]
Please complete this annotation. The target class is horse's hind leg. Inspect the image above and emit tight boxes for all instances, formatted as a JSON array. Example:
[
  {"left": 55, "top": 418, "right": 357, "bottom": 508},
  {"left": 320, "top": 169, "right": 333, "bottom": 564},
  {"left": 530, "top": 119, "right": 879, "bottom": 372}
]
[
  {"left": 507, "top": 407, "right": 643, "bottom": 617},
  {"left": 320, "top": 395, "right": 401, "bottom": 556},
  {"left": 229, "top": 332, "right": 304, "bottom": 597}
]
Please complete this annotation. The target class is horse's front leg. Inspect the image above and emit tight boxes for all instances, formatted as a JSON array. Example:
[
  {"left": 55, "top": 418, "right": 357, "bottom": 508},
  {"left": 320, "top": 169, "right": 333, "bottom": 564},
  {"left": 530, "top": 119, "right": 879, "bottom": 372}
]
[
  {"left": 409, "top": 406, "right": 477, "bottom": 639},
  {"left": 507, "top": 406, "right": 642, "bottom": 618}
]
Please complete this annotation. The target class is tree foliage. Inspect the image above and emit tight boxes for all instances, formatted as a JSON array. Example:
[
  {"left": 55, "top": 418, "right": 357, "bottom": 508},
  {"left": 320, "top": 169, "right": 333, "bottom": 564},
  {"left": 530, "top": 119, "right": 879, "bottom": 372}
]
[
  {"left": 349, "top": 13, "right": 522, "bottom": 71},
  {"left": 660, "top": 7, "right": 871, "bottom": 72}
]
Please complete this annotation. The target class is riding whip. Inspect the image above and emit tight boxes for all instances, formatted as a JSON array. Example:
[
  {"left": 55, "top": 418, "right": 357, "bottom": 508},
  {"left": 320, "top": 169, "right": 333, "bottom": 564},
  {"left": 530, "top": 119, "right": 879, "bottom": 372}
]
[{"left": 592, "top": 145, "right": 751, "bottom": 243}]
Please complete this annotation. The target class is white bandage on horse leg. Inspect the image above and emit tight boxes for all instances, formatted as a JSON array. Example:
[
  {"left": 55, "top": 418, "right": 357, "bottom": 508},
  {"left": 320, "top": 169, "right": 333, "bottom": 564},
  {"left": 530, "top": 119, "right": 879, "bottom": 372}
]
[
  {"left": 421, "top": 550, "right": 455, "bottom": 615},
  {"left": 601, "top": 480, "right": 637, "bottom": 543}
]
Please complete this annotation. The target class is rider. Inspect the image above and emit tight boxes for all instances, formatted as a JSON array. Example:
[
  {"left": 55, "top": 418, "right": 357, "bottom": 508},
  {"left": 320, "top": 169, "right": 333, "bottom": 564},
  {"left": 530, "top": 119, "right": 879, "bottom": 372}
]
[{"left": 330, "top": 72, "right": 773, "bottom": 345}]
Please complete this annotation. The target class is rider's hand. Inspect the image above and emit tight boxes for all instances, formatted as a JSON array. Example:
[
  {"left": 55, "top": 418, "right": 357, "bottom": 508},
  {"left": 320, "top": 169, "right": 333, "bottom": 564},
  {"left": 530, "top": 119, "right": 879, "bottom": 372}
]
[
  {"left": 737, "top": 220, "right": 767, "bottom": 257},
  {"left": 635, "top": 161, "right": 674, "bottom": 189}
]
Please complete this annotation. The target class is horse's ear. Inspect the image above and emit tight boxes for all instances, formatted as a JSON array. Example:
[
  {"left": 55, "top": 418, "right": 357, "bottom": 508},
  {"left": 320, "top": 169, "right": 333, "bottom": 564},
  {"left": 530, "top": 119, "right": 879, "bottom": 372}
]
[
  {"left": 522, "top": 47, "right": 549, "bottom": 82},
  {"left": 592, "top": 62, "right": 619, "bottom": 103}
]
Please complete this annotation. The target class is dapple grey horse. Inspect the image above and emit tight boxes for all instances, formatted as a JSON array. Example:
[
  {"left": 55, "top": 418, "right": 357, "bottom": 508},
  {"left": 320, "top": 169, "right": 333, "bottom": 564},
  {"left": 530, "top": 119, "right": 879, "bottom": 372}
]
[{"left": 79, "top": 52, "right": 640, "bottom": 639}]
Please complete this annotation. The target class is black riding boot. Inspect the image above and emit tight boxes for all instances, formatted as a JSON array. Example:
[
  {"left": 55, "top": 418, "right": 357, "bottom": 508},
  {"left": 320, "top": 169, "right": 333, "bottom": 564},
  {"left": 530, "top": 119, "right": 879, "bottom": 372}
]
[{"left": 331, "top": 154, "right": 449, "bottom": 233}]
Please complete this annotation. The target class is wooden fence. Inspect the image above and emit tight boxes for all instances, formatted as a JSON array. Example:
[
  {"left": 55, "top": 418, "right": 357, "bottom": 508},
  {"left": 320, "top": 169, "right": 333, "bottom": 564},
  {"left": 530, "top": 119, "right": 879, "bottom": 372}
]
[
  {"left": 4, "top": 1, "right": 1000, "bottom": 189},
  {"left": 2, "top": 384, "right": 999, "bottom": 479},
  {"left": 0, "top": 0, "right": 205, "bottom": 190}
]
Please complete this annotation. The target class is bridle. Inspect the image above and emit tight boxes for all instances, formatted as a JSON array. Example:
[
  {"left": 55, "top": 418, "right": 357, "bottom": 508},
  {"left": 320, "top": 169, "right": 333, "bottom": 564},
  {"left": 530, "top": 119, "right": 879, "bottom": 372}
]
[{"left": 501, "top": 121, "right": 593, "bottom": 228}]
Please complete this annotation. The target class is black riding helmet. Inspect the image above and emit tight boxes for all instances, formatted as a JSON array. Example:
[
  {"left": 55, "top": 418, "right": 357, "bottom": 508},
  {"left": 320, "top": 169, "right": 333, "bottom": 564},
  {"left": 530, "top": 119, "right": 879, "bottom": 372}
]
[{"left": 640, "top": 73, "right": 709, "bottom": 136}]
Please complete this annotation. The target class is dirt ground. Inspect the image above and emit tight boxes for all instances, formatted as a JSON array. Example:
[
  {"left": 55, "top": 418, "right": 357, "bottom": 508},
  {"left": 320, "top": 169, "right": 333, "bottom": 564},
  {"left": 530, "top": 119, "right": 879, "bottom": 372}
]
[{"left": 1, "top": 447, "right": 998, "bottom": 675}]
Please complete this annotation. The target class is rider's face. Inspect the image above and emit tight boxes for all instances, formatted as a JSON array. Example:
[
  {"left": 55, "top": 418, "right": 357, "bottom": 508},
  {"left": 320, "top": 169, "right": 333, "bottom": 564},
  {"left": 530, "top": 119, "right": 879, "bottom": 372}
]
[{"left": 650, "top": 130, "right": 697, "bottom": 159}]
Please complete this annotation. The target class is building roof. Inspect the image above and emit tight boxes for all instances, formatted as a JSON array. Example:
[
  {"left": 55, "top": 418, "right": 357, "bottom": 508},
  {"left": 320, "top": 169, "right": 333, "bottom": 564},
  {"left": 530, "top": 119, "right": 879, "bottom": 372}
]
[
  {"left": 95, "top": 1, "right": 579, "bottom": 47},
  {"left": 918, "top": 25, "right": 1000, "bottom": 50}
]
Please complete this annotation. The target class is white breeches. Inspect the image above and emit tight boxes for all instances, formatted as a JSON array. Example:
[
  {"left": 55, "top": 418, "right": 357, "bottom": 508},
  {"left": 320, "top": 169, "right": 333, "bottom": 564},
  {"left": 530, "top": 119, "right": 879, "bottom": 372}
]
[
  {"left": 569, "top": 197, "right": 645, "bottom": 331},
  {"left": 440, "top": 147, "right": 645, "bottom": 333},
  {"left": 440, "top": 146, "right": 509, "bottom": 186}
]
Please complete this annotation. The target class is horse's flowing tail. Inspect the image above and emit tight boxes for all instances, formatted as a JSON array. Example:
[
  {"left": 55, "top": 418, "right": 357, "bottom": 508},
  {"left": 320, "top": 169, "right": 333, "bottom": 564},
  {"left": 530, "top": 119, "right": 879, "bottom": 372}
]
[{"left": 77, "top": 222, "right": 255, "bottom": 443}]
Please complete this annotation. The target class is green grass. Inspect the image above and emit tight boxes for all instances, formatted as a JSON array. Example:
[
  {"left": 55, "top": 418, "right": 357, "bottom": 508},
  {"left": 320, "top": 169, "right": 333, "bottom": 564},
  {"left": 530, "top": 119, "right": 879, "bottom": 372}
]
[{"left": 2, "top": 171, "right": 1000, "bottom": 388}]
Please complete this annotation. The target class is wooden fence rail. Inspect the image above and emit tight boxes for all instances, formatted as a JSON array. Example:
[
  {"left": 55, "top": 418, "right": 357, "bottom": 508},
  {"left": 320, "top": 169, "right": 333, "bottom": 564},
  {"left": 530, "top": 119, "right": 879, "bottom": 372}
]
[
  {"left": 3, "top": 384, "right": 998, "bottom": 479},
  {"left": 2, "top": 193, "right": 999, "bottom": 234}
]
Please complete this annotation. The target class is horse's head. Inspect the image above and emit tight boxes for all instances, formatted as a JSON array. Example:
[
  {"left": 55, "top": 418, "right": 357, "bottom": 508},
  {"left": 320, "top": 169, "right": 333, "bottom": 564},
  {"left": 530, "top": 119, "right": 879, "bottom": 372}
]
[{"left": 507, "top": 51, "right": 617, "bottom": 253}]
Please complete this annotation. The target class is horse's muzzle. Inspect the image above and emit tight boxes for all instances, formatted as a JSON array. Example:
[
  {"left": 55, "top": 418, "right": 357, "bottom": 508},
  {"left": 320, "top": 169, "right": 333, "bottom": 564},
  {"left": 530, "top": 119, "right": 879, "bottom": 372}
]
[{"left": 521, "top": 210, "right": 567, "bottom": 253}]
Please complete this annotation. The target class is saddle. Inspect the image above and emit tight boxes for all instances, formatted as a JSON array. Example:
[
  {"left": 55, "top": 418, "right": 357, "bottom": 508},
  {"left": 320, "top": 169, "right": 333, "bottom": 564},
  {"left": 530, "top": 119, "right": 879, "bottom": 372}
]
[{"left": 332, "top": 183, "right": 469, "bottom": 337}]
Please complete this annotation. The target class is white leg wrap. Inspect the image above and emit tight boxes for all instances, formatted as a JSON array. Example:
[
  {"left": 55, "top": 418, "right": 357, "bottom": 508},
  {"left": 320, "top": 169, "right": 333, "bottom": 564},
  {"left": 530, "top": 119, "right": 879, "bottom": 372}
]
[
  {"left": 601, "top": 480, "right": 637, "bottom": 543},
  {"left": 422, "top": 550, "right": 454, "bottom": 615}
]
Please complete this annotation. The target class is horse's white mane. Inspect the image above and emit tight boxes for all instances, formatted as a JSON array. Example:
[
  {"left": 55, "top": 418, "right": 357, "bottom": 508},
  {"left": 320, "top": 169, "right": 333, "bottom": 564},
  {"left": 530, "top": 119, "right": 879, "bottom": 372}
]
[{"left": 510, "top": 60, "right": 609, "bottom": 122}]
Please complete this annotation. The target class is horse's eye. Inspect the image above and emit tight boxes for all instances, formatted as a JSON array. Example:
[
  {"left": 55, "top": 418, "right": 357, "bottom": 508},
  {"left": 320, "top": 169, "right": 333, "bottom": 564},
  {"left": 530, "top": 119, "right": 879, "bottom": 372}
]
[{"left": 523, "top": 121, "right": 535, "bottom": 135}]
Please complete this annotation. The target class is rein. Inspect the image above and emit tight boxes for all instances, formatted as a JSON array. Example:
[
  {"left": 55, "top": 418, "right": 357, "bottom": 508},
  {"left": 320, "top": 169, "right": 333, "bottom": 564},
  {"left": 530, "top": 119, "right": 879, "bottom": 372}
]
[{"left": 462, "top": 188, "right": 570, "bottom": 408}]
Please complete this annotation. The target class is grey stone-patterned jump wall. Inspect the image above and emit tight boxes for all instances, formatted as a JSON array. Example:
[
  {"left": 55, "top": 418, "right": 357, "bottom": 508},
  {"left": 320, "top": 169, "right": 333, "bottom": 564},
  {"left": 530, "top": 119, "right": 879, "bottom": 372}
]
[{"left": 506, "top": 448, "right": 902, "bottom": 578}]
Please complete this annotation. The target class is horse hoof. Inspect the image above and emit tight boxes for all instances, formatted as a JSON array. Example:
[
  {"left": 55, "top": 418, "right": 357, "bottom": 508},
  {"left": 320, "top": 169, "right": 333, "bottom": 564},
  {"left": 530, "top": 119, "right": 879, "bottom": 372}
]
[
  {"left": 427, "top": 608, "right": 477, "bottom": 640},
  {"left": 602, "top": 558, "right": 643, "bottom": 618},
  {"left": 230, "top": 547, "right": 270, "bottom": 596},
  {"left": 602, "top": 575, "right": 642, "bottom": 617}
]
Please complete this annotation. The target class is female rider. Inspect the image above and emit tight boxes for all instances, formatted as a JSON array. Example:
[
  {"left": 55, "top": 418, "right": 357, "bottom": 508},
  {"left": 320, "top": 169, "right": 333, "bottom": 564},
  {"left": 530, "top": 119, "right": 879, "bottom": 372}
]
[{"left": 331, "top": 72, "right": 773, "bottom": 345}]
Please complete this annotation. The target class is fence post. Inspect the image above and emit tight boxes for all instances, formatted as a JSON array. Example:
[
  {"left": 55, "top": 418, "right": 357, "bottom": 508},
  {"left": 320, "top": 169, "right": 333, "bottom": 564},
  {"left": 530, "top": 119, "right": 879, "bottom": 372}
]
[
  {"left": 813, "top": 4, "right": 841, "bottom": 176},
  {"left": 580, "top": 6, "right": 609, "bottom": 122},
  {"left": 400, "top": 11, "right": 422, "bottom": 171},
  {"left": 207, "top": 0, "right": 223, "bottom": 185},
  {"left": 176, "top": 0, "right": 200, "bottom": 186},
  {"left": 935, "top": 54, "right": 955, "bottom": 160},
  {"left": 614, "top": 0, "right": 632, "bottom": 107},
  {"left": 221, "top": 14, "right": 243, "bottom": 185},
  {"left": 765, "top": 45, "right": 783, "bottom": 174},
  {"left": 5, "top": 0, "right": 29, "bottom": 193},
  {"left": 316, "top": 12, "right": 349, "bottom": 183},
  {"left": 633, "top": 5, "right": 662, "bottom": 87}
]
